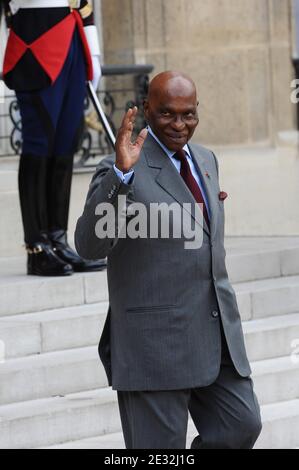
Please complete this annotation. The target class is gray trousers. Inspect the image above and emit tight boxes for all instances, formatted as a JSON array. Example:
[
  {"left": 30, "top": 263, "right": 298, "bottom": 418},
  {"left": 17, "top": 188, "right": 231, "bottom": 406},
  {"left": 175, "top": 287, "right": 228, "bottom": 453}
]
[{"left": 117, "top": 324, "right": 262, "bottom": 449}]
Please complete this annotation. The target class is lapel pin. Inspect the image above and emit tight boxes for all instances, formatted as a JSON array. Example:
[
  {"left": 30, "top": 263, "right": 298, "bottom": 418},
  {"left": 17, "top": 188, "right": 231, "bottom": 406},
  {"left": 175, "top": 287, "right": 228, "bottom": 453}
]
[
  {"left": 205, "top": 172, "right": 210, "bottom": 179},
  {"left": 219, "top": 191, "right": 228, "bottom": 201}
]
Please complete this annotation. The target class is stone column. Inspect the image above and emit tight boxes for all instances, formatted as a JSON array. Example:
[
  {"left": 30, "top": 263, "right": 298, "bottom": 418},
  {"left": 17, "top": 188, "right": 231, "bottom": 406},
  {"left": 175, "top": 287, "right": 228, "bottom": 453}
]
[
  {"left": 100, "top": 0, "right": 296, "bottom": 146},
  {"left": 101, "top": 0, "right": 135, "bottom": 64}
]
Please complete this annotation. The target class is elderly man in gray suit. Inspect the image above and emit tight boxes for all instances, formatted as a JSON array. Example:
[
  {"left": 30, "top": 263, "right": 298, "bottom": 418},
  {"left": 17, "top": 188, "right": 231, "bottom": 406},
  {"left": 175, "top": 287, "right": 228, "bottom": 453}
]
[{"left": 75, "top": 71, "right": 262, "bottom": 449}]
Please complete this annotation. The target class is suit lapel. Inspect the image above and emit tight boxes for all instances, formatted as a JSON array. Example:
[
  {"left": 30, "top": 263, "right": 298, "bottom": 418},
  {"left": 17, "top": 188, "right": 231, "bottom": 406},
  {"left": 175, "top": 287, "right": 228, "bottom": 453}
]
[
  {"left": 189, "top": 144, "right": 218, "bottom": 240},
  {"left": 143, "top": 135, "right": 210, "bottom": 237}
]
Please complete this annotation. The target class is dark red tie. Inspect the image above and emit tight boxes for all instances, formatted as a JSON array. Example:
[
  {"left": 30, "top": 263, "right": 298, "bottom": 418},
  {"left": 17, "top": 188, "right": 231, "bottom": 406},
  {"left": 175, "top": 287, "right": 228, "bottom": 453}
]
[{"left": 174, "top": 149, "right": 210, "bottom": 229}]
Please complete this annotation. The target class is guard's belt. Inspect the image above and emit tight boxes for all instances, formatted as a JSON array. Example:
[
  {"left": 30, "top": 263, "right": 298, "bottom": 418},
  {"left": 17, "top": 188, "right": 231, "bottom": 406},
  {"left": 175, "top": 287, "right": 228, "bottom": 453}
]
[{"left": 9, "top": 0, "right": 72, "bottom": 14}]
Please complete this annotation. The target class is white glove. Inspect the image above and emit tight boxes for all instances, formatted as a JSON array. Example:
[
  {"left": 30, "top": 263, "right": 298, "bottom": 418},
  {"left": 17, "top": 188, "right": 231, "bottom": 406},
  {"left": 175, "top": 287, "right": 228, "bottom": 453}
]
[
  {"left": 91, "top": 55, "right": 102, "bottom": 90},
  {"left": 7, "top": 0, "right": 20, "bottom": 14},
  {"left": 84, "top": 25, "right": 102, "bottom": 90}
]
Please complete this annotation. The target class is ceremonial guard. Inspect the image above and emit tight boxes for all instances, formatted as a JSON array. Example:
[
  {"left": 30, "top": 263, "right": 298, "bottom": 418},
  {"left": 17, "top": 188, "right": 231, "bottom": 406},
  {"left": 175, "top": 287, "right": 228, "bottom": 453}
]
[{"left": 2, "top": 0, "right": 106, "bottom": 275}]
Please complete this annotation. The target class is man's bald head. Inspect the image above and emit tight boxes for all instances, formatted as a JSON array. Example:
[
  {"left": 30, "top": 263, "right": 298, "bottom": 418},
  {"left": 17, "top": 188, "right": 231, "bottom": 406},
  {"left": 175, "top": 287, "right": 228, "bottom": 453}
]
[
  {"left": 144, "top": 71, "right": 199, "bottom": 151},
  {"left": 148, "top": 71, "right": 197, "bottom": 102}
]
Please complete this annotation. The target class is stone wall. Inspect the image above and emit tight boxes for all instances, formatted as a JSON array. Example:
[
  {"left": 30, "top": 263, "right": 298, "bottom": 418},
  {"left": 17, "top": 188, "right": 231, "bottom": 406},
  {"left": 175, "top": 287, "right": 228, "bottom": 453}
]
[{"left": 101, "top": 0, "right": 296, "bottom": 146}]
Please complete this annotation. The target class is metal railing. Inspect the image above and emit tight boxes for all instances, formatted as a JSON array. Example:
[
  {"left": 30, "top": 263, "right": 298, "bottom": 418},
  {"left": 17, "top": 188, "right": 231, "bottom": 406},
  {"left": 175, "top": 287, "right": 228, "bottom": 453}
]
[{"left": 0, "top": 64, "right": 154, "bottom": 168}]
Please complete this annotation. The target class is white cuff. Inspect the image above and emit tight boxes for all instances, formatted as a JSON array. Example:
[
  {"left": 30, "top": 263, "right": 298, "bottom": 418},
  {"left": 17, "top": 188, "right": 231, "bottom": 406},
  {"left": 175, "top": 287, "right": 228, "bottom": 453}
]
[
  {"left": 84, "top": 25, "right": 101, "bottom": 57},
  {"left": 8, "top": 0, "right": 20, "bottom": 14},
  {"left": 113, "top": 165, "right": 134, "bottom": 185}
]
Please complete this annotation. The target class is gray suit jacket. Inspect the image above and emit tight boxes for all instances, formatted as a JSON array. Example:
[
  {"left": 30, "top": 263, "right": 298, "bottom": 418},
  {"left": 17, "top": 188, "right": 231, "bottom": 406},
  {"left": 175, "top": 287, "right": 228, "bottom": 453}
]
[{"left": 75, "top": 135, "right": 251, "bottom": 391}]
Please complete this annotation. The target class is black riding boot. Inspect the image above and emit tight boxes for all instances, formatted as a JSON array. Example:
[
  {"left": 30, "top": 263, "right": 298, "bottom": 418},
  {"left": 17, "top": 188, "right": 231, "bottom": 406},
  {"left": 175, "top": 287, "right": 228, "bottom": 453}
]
[
  {"left": 19, "top": 154, "right": 73, "bottom": 276},
  {"left": 27, "top": 235, "right": 73, "bottom": 277},
  {"left": 49, "top": 229, "right": 107, "bottom": 272},
  {"left": 47, "top": 154, "right": 106, "bottom": 272},
  {"left": 18, "top": 153, "right": 48, "bottom": 246}
]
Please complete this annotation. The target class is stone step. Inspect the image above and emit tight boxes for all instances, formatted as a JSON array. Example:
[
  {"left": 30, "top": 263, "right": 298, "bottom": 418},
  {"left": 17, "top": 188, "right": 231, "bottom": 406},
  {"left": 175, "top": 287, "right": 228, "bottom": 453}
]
[
  {"left": 0, "top": 302, "right": 109, "bottom": 359},
  {"left": 40, "top": 422, "right": 197, "bottom": 449},
  {"left": 1, "top": 256, "right": 299, "bottom": 320},
  {"left": 0, "top": 337, "right": 298, "bottom": 406},
  {"left": 226, "top": 240, "right": 299, "bottom": 282},
  {"left": 234, "top": 275, "right": 299, "bottom": 320},
  {"left": 251, "top": 356, "right": 299, "bottom": 405},
  {"left": 243, "top": 311, "right": 299, "bottom": 362},
  {"left": 2, "top": 237, "right": 299, "bottom": 278},
  {"left": 40, "top": 431, "right": 126, "bottom": 449},
  {"left": 33, "top": 398, "right": 299, "bottom": 450},
  {"left": 1, "top": 304, "right": 299, "bottom": 364},
  {"left": 0, "top": 346, "right": 108, "bottom": 406},
  {"left": 255, "top": 399, "right": 299, "bottom": 449},
  {"left": 0, "top": 259, "right": 108, "bottom": 317},
  {"left": 0, "top": 388, "right": 121, "bottom": 449}
]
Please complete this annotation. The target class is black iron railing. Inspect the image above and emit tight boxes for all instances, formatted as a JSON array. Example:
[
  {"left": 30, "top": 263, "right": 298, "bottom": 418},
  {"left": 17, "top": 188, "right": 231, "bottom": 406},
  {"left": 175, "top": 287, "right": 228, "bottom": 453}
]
[{"left": 0, "top": 64, "right": 154, "bottom": 168}]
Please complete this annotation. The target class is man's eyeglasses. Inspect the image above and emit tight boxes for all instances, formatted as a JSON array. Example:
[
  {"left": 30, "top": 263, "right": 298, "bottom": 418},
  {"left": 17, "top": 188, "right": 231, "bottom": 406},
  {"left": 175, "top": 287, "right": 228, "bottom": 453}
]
[{"left": 159, "top": 112, "right": 199, "bottom": 124}]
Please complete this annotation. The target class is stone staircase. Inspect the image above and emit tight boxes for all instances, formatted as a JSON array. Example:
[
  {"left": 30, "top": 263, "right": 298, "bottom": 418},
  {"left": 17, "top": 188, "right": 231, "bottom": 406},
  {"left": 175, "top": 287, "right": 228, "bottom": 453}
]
[{"left": 0, "top": 237, "right": 299, "bottom": 448}]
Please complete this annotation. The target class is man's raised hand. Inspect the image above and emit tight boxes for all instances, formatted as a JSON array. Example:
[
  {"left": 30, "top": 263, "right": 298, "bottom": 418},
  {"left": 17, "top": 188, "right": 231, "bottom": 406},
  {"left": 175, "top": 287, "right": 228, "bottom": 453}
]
[{"left": 115, "top": 107, "right": 148, "bottom": 173}]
